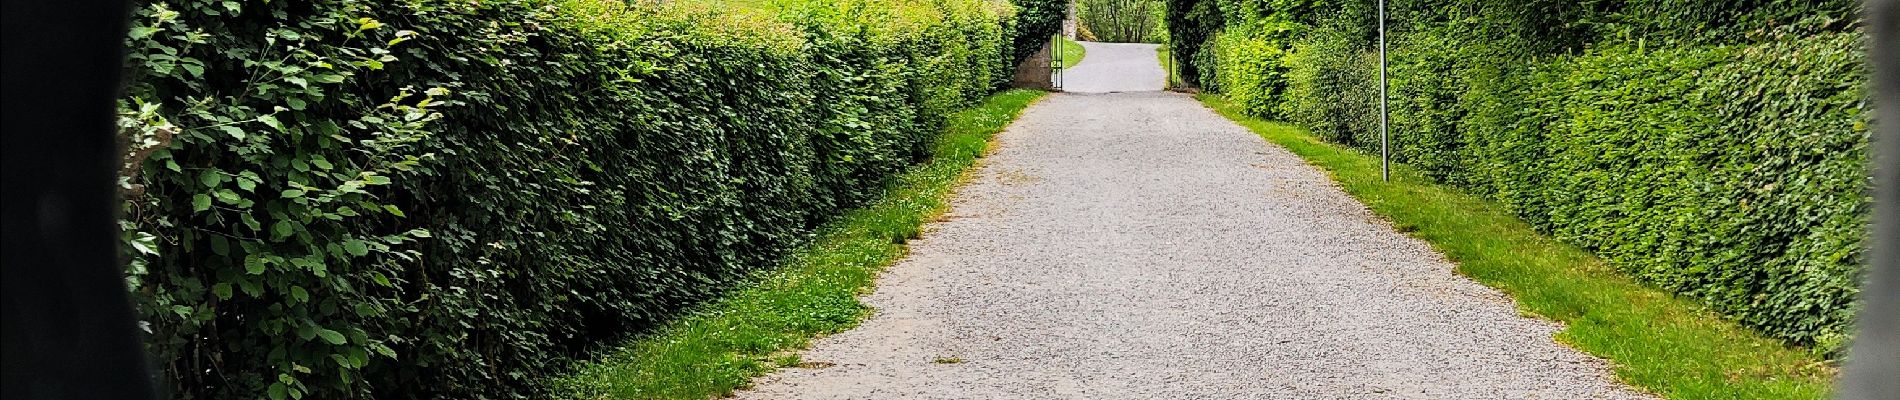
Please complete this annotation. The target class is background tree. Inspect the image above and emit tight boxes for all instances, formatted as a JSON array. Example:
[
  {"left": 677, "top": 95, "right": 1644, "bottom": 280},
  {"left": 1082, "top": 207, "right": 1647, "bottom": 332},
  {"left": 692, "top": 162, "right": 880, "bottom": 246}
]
[{"left": 1078, "top": 0, "right": 1166, "bottom": 43}]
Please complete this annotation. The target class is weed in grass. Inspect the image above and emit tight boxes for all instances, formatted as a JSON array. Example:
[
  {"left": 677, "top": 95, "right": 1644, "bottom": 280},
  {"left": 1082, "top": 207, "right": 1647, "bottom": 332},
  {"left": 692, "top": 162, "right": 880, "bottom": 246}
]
[
  {"left": 1198, "top": 94, "right": 1834, "bottom": 400},
  {"left": 771, "top": 353, "right": 802, "bottom": 368}
]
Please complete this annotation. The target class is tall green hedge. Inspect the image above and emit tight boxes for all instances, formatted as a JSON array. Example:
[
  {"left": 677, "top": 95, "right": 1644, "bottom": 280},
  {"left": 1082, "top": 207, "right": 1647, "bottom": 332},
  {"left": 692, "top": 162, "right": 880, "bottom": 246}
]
[
  {"left": 1168, "top": 0, "right": 1870, "bottom": 353},
  {"left": 1012, "top": 0, "right": 1072, "bottom": 62},
  {"left": 114, "top": 0, "right": 1034, "bottom": 398}
]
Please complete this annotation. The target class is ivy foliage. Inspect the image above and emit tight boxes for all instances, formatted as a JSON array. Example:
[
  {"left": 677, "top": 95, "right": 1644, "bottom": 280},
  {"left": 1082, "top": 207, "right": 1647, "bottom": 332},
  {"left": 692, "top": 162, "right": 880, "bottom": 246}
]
[
  {"left": 116, "top": 0, "right": 1022, "bottom": 398},
  {"left": 1010, "top": 0, "right": 1071, "bottom": 63},
  {"left": 1168, "top": 0, "right": 1869, "bottom": 353}
]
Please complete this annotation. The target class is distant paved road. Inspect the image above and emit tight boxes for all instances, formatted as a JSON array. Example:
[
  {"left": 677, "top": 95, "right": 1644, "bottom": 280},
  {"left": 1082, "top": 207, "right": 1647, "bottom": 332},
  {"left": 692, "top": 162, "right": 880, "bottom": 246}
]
[
  {"left": 735, "top": 38, "right": 1648, "bottom": 399},
  {"left": 1062, "top": 41, "right": 1165, "bottom": 93}
]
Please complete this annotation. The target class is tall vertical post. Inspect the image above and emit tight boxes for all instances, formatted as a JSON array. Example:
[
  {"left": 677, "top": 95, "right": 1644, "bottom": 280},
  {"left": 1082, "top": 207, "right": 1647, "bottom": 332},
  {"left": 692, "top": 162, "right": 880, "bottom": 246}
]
[
  {"left": 1842, "top": 0, "right": 1900, "bottom": 398},
  {"left": 1378, "top": 0, "right": 1389, "bottom": 182}
]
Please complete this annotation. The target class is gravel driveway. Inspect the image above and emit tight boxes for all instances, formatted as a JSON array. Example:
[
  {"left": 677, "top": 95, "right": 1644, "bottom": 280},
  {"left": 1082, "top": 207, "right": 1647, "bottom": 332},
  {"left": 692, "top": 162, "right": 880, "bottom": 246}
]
[{"left": 735, "top": 40, "right": 1647, "bottom": 400}]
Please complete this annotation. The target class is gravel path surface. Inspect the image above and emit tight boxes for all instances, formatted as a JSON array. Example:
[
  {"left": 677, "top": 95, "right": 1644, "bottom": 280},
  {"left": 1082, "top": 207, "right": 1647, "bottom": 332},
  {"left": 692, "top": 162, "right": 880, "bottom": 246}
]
[
  {"left": 1062, "top": 41, "right": 1165, "bottom": 93},
  {"left": 736, "top": 42, "right": 1647, "bottom": 400}
]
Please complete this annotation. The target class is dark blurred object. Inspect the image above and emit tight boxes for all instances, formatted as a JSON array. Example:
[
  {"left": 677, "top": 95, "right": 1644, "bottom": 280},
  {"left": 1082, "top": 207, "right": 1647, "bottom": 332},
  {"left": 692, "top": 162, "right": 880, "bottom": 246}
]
[
  {"left": 1842, "top": 0, "right": 1900, "bottom": 398},
  {"left": 2, "top": 0, "right": 156, "bottom": 399}
]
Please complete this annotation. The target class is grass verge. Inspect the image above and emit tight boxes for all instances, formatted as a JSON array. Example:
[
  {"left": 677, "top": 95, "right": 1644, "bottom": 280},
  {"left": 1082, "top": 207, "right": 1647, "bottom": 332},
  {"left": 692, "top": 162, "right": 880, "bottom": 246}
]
[
  {"left": 550, "top": 89, "right": 1047, "bottom": 399},
  {"left": 1157, "top": 44, "right": 1174, "bottom": 88},
  {"left": 1197, "top": 94, "right": 1834, "bottom": 399},
  {"left": 1059, "top": 35, "right": 1085, "bottom": 69}
]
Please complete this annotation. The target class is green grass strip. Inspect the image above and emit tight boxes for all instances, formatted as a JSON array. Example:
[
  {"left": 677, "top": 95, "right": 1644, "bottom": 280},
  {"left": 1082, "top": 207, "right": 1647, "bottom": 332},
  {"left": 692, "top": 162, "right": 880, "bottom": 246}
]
[
  {"left": 1157, "top": 44, "right": 1173, "bottom": 88},
  {"left": 1059, "top": 35, "right": 1085, "bottom": 69},
  {"left": 550, "top": 89, "right": 1047, "bottom": 399},
  {"left": 1198, "top": 94, "right": 1834, "bottom": 399}
]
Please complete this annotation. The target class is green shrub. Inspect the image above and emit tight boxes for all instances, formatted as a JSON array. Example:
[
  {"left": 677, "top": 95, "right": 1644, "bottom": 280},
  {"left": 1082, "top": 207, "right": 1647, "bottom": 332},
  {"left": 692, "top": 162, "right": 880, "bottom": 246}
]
[
  {"left": 115, "top": 0, "right": 1023, "bottom": 398},
  {"left": 1207, "top": 29, "right": 1289, "bottom": 117},
  {"left": 1009, "top": 0, "right": 1070, "bottom": 66},
  {"left": 1522, "top": 35, "right": 1869, "bottom": 348},
  {"left": 1170, "top": 0, "right": 1870, "bottom": 352},
  {"left": 1278, "top": 23, "right": 1377, "bottom": 145},
  {"left": 1383, "top": 30, "right": 1470, "bottom": 181},
  {"left": 1161, "top": 0, "right": 1223, "bottom": 87}
]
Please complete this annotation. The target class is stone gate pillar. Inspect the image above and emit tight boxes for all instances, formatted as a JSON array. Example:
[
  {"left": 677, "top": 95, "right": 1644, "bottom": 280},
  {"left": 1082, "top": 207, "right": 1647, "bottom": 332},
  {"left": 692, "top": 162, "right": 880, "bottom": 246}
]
[{"left": 1011, "top": 39, "right": 1054, "bottom": 90}]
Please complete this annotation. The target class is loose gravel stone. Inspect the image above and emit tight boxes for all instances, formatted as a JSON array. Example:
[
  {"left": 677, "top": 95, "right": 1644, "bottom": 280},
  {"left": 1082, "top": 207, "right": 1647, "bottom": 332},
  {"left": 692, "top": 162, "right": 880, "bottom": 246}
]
[{"left": 735, "top": 40, "right": 1649, "bottom": 400}]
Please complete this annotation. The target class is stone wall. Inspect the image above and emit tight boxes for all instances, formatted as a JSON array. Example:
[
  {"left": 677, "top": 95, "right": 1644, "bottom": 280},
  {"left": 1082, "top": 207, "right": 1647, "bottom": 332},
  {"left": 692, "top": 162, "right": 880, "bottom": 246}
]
[{"left": 1011, "top": 39, "right": 1055, "bottom": 90}]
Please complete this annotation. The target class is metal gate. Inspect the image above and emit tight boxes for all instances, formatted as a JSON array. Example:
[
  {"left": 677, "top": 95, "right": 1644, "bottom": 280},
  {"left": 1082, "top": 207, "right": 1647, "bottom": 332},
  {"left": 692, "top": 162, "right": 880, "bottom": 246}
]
[{"left": 1050, "top": 37, "right": 1065, "bottom": 91}]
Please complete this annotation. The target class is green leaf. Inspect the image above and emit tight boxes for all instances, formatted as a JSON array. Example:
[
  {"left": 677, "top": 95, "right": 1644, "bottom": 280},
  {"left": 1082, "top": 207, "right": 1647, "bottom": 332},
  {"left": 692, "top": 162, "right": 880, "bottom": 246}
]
[
  {"left": 215, "top": 189, "right": 241, "bottom": 204},
  {"left": 343, "top": 240, "right": 369, "bottom": 256},
  {"left": 245, "top": 256, "right": 266, "bottom": 275},
  {"left": 213, "top": 283, "right": 234, "bottom": 300},
  {"left": 220, "top": 126, "right": 246, "bottom": 140},
  {"left": 281, "top": 189, "right": 305, "bottom": 198},
  {"left": 272, "top": 220, "right": 294, "bottom": 239},
  {"left": 258, "top": 114, "right": 285, "bottom": 132},
  {"left": 180, "top": 61, "right": 204, "bottom": 77},
  {"left": 310, "top": 157, "right": 333, "bottom": 170},
  {"left": 241, "top": 213, "right": 262, "bottom": 231},
  {"left": 239, "top": 278, "right": 263, "bottom": 297},
  {"left": 371, "top": 343, "right": 398, "bottom": 359},
  {"left": 343, "top": 346, "right": 369, "bottom": 367},
  {"left": 268, "top": 383, "right": 288, "bottom": 400},
  {"left": 199, "top": 170, "right": 223, "bottom": 187},
  {"left": 128, "top": 232, "right": 160, "bottom": 255},
  {"left": 370, "top": 272, "right": 393, "bottom": 287},
  {"left": 382, "top": 204, "right": 405, "bottom": 217},
  {"left": 191, "top": 194, "right": 212, "bottom": 212},
  {"left": 290, "top": 286, "right": 309, "bottom": 303},
  {"left": 316, "top": 328, "right": 346, "bottom": 345},
  {"left": 209, "top": 235, "right": 230, "bottom": 256},
  {"left": 128, "top": 26, "right": 160, "bottom": 40},
  {"left": 363, "top": 174, "right": 391, "bottom": 185}
]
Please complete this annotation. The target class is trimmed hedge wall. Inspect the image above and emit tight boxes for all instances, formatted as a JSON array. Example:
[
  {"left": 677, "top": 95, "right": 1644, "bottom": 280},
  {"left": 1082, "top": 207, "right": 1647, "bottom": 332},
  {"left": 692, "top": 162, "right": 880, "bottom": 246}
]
[
  {"left": 1168, "top": 0, "right": 1870, "bottom": 352},
  {"left": 115, "top": 0, "right": 1054, "bottom": 398},
  {"left": 1515, "top": 35, "right": 1869, "bottom": 350}
]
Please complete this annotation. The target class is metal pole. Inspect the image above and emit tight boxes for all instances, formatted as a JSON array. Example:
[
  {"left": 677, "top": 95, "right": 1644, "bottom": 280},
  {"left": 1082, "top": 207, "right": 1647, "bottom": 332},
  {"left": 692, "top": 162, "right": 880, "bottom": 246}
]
[
  {"left": 1378, "top": 0, "right": 1389, "bottom": 182},
  {"left": 1841, "top": 0, "right": 1900, "bottom": 397}
]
